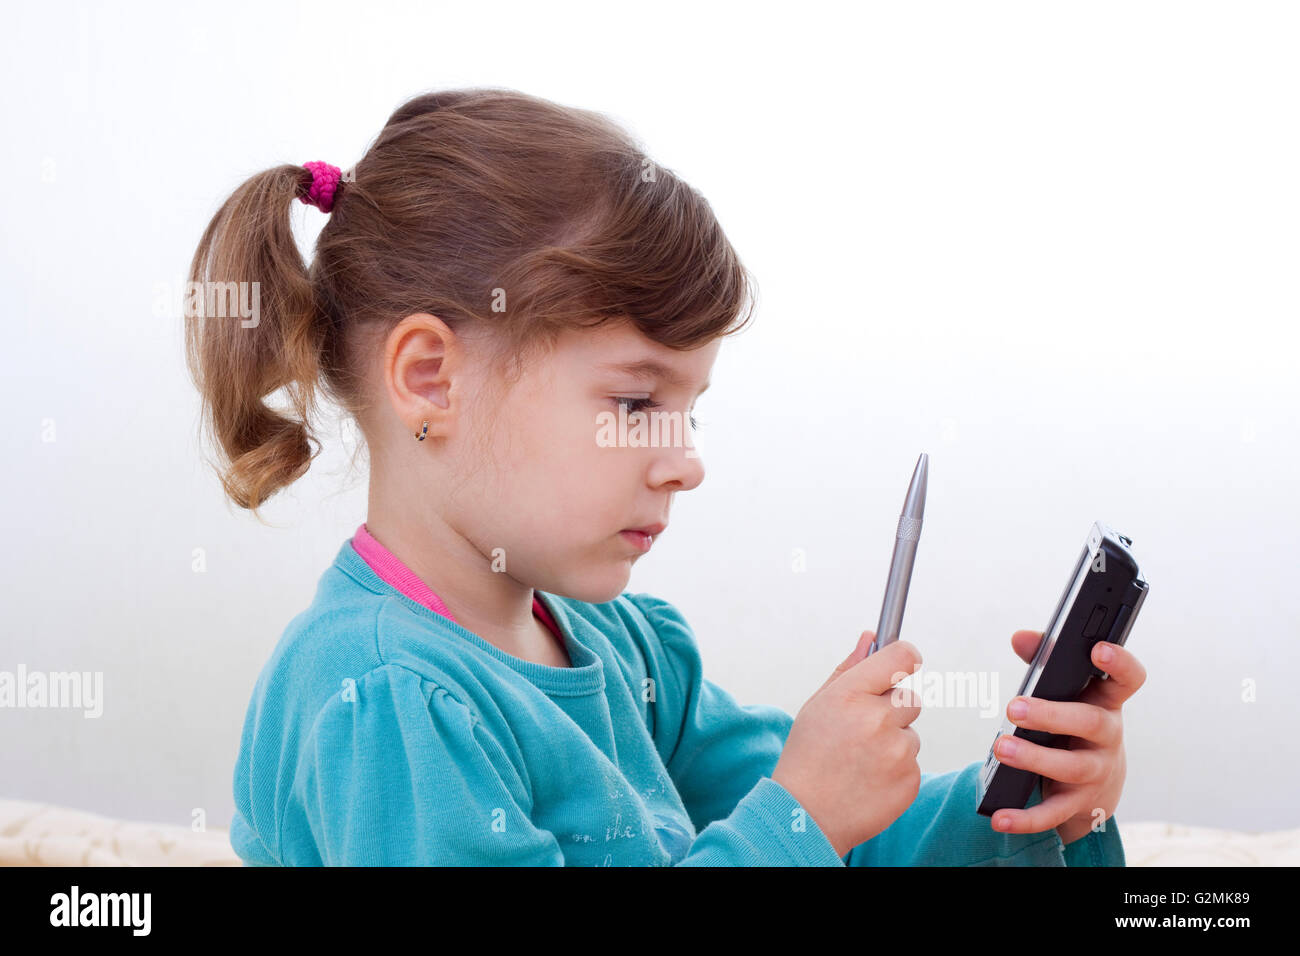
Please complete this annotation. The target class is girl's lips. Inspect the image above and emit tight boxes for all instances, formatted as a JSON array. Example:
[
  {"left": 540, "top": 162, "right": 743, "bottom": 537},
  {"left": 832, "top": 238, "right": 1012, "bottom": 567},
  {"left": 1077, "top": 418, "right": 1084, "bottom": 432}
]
[
  {"left": 620, "top": 529, "right": 655, "bottom": 552},
  {"left": 623, "top": 522, "right": 667, "bottom": 536}
]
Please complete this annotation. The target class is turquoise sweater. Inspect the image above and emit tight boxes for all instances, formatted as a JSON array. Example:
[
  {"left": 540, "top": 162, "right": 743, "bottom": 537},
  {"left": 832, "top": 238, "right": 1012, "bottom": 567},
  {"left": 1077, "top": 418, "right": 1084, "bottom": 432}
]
[{"left": 230, "top": 538, "right": 1125, "bottom": 866}]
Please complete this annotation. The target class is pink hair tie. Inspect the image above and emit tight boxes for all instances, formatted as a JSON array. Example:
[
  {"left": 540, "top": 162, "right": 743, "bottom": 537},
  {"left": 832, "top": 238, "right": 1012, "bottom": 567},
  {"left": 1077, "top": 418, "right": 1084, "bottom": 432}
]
[{"left": 299, "top": 160, "right": 342, "bottom": 213}]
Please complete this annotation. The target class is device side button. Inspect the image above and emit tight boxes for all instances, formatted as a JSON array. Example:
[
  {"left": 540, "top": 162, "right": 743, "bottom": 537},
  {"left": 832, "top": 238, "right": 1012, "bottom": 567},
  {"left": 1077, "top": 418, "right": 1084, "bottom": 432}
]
[
  {"left": 1083, "top": 603, "right": 1107, "bottom": 639},
  {"left": 1105, "top": 603, "right": 1134, "bottom": 647}
]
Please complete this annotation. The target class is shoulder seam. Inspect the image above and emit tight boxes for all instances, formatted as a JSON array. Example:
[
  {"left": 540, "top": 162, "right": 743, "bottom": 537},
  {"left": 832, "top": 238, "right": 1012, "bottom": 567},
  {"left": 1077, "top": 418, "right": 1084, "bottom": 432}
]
[
  {"left": 320, "top": 659, "right": 478, "bottom": 721},
  {"left": 370, "top": 598, "right": 484, "bottom": 718}
]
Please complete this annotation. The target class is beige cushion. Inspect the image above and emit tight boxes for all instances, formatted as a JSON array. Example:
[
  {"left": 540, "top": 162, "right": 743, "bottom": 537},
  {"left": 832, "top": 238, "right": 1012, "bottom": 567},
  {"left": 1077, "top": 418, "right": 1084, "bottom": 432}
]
[
  {"left": 3, "top": 798, "right": 1297, "bottom": 866},
  {"left": 0, "top": 799, "right": 241, "bottom": 867},
  {"left": 1119, "top": 820, "right": 1300, "bottom": 866}
]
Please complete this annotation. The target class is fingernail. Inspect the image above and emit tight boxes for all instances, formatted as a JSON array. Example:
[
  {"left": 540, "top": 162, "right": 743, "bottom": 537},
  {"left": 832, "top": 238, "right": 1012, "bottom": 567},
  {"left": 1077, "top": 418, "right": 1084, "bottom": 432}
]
[
  {"left": 1008, "top": 698, "right": 1029, "bottom": 719},
  {"left": 994, "top": 813, "right": 1011, "bottom": 831},
  {"left": 997, "top": 736, "right": 1018, "bottom": 758},
  {"left": 1096, "top": 642, "right": 1114, "bottom": 663}
]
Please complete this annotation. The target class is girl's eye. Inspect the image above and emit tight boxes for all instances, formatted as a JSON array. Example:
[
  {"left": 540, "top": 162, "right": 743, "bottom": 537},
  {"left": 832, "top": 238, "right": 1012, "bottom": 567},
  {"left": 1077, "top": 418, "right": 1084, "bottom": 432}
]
[
  {"left": 614, "top": 397, "right": 703, "bottom": 431},
  {"left": 615, "top": 397, "right": 660, "bottom": 415}
]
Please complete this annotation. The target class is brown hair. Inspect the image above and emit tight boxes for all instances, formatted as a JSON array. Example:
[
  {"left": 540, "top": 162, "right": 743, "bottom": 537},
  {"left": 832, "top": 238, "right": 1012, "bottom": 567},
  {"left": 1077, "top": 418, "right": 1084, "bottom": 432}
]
[{"left": 184, "top": 87, "right": 756, "bottom": 519}]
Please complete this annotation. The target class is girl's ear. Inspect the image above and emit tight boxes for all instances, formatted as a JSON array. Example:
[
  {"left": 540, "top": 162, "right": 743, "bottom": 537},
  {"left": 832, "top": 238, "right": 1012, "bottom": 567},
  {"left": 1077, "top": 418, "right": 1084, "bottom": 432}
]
[{"left": 384, "top": 314, "right": 463, "bottom": 435}]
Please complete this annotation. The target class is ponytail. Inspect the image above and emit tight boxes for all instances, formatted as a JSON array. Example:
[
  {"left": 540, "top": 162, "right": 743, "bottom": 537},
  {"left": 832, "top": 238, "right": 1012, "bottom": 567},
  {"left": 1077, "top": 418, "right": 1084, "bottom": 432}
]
[{"left": 183, "top": 165, "right": 325, "bottom": 518}]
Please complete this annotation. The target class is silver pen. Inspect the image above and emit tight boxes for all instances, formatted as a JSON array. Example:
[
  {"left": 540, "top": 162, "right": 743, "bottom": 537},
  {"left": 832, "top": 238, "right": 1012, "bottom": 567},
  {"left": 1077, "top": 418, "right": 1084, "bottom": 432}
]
[{"left": 867, "top": 453, "right": 928, "bottom": 656}]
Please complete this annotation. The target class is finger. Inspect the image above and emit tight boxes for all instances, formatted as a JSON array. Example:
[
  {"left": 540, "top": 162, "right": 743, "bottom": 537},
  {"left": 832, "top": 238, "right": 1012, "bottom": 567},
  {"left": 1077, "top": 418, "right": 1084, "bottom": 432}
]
[
  {"left": 993, "top": 732, "right": 1107, "bottom": 785},
  {"left": 1081, "top": 641, "right": 1147, "bottom": 710},
  {"left": 1004, "top": 696, "right": 1120, "bottom": 747},
  {"left": 885, "top": 686, "right": 923, "bottom": 726},
  {"left": 990, "top": 791, "right": 1078, "bottom": 835},
  {"left": 1011, "top": 629, "right": 1044, "bottom": 665},
  {"left": 818, "top": 630, "right": 875, "bottom": 694},
  {"left": 839, "top": 640, "right": 923, "bottom": 697}
]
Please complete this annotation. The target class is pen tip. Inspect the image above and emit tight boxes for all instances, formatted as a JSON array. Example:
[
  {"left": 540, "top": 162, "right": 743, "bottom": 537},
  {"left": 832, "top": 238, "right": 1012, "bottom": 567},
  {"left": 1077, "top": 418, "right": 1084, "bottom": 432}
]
[{"left": 905, "top": 453, "right": 928, "bottom": 517}]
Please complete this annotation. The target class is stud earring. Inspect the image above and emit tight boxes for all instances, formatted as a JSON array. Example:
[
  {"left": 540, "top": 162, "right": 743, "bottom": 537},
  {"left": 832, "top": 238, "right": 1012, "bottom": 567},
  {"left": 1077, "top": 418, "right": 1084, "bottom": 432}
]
[{"left": 414, "top": 421, "right": 428, "bottom": 442}]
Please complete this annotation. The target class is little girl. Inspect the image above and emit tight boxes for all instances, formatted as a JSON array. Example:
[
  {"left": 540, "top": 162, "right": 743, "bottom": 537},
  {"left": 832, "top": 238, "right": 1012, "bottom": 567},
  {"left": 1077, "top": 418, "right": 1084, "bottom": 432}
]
[{"left": 187, "top": 88, "right": 1139, "bottom": 866}]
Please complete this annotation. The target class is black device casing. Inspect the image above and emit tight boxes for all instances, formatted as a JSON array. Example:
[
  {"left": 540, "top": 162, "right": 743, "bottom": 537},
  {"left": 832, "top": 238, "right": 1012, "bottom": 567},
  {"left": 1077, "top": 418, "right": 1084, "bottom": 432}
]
[{"left": 976, "top": 521, "right": 1148, "bottom": 817}]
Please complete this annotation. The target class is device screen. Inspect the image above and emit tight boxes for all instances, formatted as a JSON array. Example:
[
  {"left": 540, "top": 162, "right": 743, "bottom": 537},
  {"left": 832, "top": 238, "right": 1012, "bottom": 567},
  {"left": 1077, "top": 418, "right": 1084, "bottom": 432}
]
[
  {"left": 1014, "top": 544, "right": 1090, "bottom": 700},
  {"left": 985, "top": 542, "right": 1092, "bottom": 781}
]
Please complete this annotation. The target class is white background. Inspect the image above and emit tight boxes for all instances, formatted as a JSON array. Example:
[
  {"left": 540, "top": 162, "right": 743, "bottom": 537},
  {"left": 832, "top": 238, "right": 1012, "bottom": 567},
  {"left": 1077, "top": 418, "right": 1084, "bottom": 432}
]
[{"left": 2, "top": 0, "right": 1297, "bottom": 835}]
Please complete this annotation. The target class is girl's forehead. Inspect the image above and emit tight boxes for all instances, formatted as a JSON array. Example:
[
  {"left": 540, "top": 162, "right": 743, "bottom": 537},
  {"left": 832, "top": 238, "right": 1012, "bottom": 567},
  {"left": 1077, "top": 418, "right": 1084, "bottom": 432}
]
[{"left": 556, "top": 320, "right": 721, "bottom": 376}]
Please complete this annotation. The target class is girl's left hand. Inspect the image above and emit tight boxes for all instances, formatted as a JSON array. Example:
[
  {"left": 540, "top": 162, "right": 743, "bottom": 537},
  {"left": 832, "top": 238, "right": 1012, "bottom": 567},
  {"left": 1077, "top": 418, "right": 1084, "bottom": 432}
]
[{"left": 989, "top": 631, "right": 1147, "bottom": 845}]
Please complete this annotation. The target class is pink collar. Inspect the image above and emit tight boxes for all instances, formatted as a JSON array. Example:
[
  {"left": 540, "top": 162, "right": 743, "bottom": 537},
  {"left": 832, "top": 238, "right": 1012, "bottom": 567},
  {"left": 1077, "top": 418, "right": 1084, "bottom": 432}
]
[{"left": 349, "top": 522, "right": 560, "bottom": 637}]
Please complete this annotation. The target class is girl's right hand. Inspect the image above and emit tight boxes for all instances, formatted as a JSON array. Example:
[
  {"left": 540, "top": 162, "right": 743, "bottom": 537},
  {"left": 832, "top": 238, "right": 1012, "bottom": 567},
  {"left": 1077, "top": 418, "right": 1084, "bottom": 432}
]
[{"left": 771, "top": 632, "right": 923, "bottom": 858}]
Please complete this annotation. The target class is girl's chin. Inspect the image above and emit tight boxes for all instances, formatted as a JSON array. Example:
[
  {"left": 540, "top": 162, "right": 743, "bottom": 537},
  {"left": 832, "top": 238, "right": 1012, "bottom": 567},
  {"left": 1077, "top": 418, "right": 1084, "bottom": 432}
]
[{"left": 549, "top": 565, "right": 633, "bottom": 606}]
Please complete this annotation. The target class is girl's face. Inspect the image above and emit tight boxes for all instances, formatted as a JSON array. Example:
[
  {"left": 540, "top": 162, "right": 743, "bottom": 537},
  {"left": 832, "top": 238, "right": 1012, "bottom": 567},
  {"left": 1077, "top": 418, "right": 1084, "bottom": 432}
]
[{"left": 456, "top": 319, "right": 717, "bottom": 604}]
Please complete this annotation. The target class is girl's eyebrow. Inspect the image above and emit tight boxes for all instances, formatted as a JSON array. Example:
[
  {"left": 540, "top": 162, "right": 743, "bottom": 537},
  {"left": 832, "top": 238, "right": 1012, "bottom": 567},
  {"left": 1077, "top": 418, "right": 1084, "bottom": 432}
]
[{"left": 596, "top": 359, "right": 711, "bottom": 396}]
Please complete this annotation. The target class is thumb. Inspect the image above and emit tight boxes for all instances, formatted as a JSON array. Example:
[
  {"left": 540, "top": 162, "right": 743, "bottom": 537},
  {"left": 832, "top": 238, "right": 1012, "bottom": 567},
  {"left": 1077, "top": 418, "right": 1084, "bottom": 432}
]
[{"left": 818, "top": 630, "right": 874, "bottom": 694}]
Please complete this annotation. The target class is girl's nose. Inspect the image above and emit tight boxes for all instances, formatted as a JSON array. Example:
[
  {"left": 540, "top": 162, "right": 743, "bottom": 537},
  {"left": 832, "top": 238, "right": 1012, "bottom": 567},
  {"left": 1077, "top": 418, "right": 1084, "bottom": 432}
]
[{"left": 649, "top": 445, "right": 705, "bottom": 492}]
